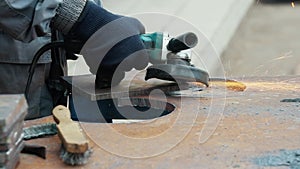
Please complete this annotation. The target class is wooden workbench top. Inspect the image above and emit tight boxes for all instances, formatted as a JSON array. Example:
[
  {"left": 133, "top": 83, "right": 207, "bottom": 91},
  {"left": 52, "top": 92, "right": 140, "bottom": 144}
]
[{"left": 19, "top": 76, "right": 300, "bottom": 169}]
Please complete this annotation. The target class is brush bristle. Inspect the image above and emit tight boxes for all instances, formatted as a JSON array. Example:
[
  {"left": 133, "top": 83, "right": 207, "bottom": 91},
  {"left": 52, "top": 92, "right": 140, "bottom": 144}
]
[
  {"left": 23, "top": 123, "right": 57, "bottom": 140},
  {"left": 60, "top": 145, "right": 92, "bottom": 165}
]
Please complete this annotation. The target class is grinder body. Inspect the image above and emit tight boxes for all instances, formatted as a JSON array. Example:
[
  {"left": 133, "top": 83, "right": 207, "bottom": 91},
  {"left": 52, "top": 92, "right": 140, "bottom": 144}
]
[{"left": 140, "top": 32, "right": 209, "bottom": 86}]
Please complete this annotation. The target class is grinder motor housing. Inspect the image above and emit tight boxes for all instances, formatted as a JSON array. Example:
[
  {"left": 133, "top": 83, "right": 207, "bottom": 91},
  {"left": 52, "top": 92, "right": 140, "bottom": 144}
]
[{"left": 140, "top": 32, "right": 209, "bottom": 86}]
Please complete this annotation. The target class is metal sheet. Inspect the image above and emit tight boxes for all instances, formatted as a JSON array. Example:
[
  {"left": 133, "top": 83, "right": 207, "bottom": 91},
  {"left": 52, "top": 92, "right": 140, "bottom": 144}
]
[
  {"left": 18, "top": 76, "right": 300, "bottom": 169},
  {"left": 61, "top": 72, "right": 187, "bottom": 101}
]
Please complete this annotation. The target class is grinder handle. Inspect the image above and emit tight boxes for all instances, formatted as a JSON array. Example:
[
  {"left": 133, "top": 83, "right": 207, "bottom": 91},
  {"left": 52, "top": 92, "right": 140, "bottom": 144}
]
[{"left": 167, "top": 32, "right": 198, "bottom": 52}]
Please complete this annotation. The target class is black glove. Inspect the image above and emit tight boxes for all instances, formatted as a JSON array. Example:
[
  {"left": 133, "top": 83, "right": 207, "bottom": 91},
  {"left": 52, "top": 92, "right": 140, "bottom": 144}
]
[{"left": 55, "top": 1, "right": 149, "bottom": 88}]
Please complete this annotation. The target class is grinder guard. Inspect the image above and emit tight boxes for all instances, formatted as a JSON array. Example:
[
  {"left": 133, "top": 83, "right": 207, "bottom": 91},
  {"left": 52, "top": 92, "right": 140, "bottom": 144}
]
[{"left": 144, "top": 32, "right": 209, "bottom": 86}]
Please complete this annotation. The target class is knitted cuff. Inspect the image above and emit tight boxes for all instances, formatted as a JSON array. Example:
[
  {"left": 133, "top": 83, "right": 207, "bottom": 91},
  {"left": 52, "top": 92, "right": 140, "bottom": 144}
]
[{"left": 52, "top": 0, "right": 87, "bottom": 34}]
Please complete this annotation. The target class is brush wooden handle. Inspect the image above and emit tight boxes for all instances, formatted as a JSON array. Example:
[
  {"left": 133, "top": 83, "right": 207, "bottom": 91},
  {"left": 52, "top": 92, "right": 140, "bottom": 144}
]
[{"left": 52, "top": 105, "right": 88, "bottom": 153}]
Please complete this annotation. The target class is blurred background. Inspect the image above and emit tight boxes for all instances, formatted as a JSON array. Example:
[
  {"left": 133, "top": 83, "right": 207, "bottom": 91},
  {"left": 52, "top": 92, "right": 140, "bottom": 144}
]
[
  {"left": 70, "top": 0, "right": 300, "bottom": 78},
  {"left": 221, "top": 0, "right": 300, "bottom": 77}
]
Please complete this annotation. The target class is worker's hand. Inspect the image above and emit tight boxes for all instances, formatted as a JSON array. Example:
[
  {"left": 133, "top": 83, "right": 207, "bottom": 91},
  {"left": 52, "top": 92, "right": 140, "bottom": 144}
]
[{"left": 60, "top": 1, "right": 149, "bottom": 88}]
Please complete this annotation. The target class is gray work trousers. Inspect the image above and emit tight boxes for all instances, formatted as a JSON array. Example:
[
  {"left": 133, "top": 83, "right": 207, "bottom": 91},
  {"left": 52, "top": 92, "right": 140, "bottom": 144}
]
[{"left": 0, "top": 63, "right": 53, "bottom": 119}]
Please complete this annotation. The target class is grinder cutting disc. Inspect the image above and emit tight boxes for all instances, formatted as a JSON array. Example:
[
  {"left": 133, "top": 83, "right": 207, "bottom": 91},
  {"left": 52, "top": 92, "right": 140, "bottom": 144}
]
[{"left": 145, "top": 64, "right": 209, "bottom": 86}]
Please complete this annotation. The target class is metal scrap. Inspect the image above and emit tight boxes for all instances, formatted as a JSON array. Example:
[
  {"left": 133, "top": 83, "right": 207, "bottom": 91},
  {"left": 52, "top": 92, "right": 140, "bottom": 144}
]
[
  {"left": 254, "top": 149, "right": 300, "bottom": 169},
  {"left": 281, "top": 98, "right": 300, "bottom": 103}
]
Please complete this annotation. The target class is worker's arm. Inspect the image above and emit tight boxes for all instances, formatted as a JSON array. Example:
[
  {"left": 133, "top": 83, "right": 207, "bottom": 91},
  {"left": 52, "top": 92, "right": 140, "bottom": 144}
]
[
  {"left": 0, "top": 0, "right": 61, "bottom": 42},
  {"left": 0, "top": 0, "right": 100, "bottom": 42},
  {"left": 0, "top": 0, "right": 148, "bottom": 86},
  {"left": 52, "top": 0, "right": 149, "bottom": 87}
]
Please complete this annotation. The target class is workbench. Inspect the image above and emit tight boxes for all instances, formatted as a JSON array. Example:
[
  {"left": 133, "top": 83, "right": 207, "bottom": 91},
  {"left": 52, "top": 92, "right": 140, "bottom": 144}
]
[{"left": 19, "top": 75, "right": 300, "bottom": 169}]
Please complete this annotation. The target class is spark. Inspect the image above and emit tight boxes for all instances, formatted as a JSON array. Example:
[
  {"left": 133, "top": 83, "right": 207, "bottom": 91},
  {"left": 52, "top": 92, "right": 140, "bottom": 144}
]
[
  {"left": 272, "top": 55, "right": 293, "bottom": 61},
  {"left": 271, "top": 51, "right": 293, "bottom": 61},
  {"left": 291, "top": 1, "right": 295, "bottom": 8},
  {"left": 254, "top": 65, "right": 264, "bottom": 74}
]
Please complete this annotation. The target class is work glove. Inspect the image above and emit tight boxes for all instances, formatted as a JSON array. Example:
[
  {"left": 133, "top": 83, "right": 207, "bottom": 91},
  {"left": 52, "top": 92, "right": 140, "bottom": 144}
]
[{"left": 52, "top": 0, "right": 149, "bottom": 88}]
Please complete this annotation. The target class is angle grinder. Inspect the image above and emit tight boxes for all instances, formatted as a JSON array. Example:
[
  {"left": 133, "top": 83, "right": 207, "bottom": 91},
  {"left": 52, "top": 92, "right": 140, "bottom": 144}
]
[
  {"left": 140, "top": 32, "right": 209, "bottom": 86},
  {"left": 26, "top": 32, "right": 209, "bottom": 98}
]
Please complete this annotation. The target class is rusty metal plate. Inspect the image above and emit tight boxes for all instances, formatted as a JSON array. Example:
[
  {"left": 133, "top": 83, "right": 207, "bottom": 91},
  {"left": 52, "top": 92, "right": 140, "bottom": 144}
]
[{"left": 18, "top": 76, "right": 300, "bottom": 169}]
